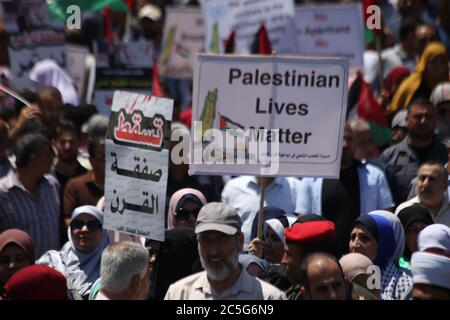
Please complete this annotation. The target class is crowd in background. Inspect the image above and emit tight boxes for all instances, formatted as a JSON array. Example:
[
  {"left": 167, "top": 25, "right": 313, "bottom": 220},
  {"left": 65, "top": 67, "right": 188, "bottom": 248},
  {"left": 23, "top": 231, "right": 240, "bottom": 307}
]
[{"left": 0, "top": 0, "right": 449, "bottom": 300}]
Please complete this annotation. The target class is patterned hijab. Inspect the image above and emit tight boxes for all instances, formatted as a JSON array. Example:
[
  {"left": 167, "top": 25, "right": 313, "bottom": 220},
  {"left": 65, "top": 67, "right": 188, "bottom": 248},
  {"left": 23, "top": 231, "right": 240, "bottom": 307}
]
[{"left": 37, "top": 205, "right": 110, "bottom": 299}]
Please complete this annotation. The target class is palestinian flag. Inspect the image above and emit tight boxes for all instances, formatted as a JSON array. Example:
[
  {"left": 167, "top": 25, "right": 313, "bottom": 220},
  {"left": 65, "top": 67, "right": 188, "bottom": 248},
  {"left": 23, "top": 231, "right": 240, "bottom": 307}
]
[
  {"left": 152, "top": 57, "right": 164, "bottom": 97},
  {"left": 251, "top": 23, "right": 272, "bottom": 55},
  {"left": 48, "top": 0, "right": 128, "bottom": 21},
  {"left": 223, "top": 29, "right": 236, "bottom": 54},
  {"left": 362, "top": 0, "right": 381, "bottom": 44},
  {"left": 347, "top": 72, "right": 391, "bottom": 147},
  {"left": 219, "top": 113, "right": 244, "bottom": 132}
]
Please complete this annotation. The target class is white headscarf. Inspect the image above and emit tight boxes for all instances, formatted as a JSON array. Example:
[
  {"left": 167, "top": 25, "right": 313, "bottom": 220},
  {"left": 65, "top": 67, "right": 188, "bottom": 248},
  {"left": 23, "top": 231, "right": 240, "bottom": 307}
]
[
  {"left": 37, "top": 205, "right": 110, "bottom": 298},
  {"left": 418, "top": 224, "right": 450, "bottom": 254},
  {"left": 29, "top": 59, "right": 80, "bottom": 106},
  {"left": 411, "top": 251, "right": 450, "bottom": 289},
  {"left": 263, "top": 214, "right": 297, "bottom": 244}
]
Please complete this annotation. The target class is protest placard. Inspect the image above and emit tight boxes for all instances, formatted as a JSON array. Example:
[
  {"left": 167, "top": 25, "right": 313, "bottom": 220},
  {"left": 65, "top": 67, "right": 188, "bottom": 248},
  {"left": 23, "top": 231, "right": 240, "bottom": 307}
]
[
  {"left": 66, "top": 45, "right": 89, "bottom": 102},
  {"left": 94, "top": 41, "right": 153, "bottom": 115},
  {"left": 104, "top": 91, "right": 173, "bottom": 241},
  {"left": 159, "top": 7, "right": 204, "bottom": 79},
  {"left": 189, "top": 54, "right": 349, "bottom": 178},
  {"left": 1, "top": 0, "right": 66, "bottom": 90},
  {"left": 201, "top": 0, "right": 297, "bottom": 54},
  {"left": 295, "top": 3, "right": 364, "bottom": 69}
]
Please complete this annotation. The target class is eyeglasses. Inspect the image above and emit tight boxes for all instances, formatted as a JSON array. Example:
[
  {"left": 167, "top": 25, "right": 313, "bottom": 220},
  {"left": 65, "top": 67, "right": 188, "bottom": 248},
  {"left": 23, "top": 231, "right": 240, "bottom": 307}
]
[
  {"left": 175, "top": 207, "right": 201, "bottom": 220},
  {"left": 70, "top": 219, "right": 102, "bottom": 231}
]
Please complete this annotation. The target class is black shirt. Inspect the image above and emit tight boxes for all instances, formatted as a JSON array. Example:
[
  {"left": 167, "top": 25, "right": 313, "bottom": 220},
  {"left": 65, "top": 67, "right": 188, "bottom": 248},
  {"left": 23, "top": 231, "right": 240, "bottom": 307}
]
[{"left": 322, "top": 160, "right": 361, "bottom": 256}]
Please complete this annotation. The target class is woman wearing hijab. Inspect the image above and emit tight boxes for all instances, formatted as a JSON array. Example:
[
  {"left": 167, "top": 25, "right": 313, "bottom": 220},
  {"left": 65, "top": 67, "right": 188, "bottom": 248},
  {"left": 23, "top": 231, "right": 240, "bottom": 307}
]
[
  {"left": 0, "top": 229, "right": 35, "bottom": 298},
  {"left": 150, "top": 227, "right": 200, "bottom": 300},
  {"left": 37, "top": 205, "right": 110, "bottom": 300},
  {"left": 389, "top": 42, "right": 450, "bottom": 115},
  {"left": 339, "top": 253, "right": 380, "bottom": 300},
  {"left": 239, "top": 254, "right": 268, "bottom": 279},
  {"left": 349, "top": 210, "right": 413, "bottom": 300},
  {"left": 397, "top": 205, "right": 434, "bottom": 269},
  {"left": 167, "top": 188, "right": 207, "bottom": 229}
]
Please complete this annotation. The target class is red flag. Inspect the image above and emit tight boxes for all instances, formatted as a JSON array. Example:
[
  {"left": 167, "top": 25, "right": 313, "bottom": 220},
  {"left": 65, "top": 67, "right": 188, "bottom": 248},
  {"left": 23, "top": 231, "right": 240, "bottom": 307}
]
[
  {"left": 223, "top": 29, "right": 236, "bottom": 54},
  {"left": 251, "top": 23, "right": 272, "bottom": 55},
  {"left": 363, "top": 0, "right": 381, "bottom": 35},
  {"left": 152, "top": 57, "right": 164, "bottom": 97},
  {"left": 356, "top": 72, "right": 387, "bottom": 126},
  {"left": 125, "top": 0, "right": 134, "bottom": 12},
  {"left": 103, "top": 7, "right": 112, "bottom": 43}
]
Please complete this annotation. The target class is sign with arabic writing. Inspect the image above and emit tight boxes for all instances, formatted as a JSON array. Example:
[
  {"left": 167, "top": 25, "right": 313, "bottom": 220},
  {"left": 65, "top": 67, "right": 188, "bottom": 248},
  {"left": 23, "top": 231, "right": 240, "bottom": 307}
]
[
  {"left": 1, "top": 0, "right": 66, "bottom": 90},
  {"left": 104, "top": 91, "right": 173, "bottom": 241},
  {"left": 190, "top": 54, "right": 349, "bottom": 178},
  {"left": 295, "top": 3, "right": 364, "bottom": 69}
]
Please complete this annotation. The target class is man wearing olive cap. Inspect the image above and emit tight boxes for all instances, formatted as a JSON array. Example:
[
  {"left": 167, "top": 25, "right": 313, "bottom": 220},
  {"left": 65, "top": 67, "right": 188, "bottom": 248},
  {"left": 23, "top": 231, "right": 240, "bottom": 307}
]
[{"left": 164, "top": 202, "right": 286, "bottom": 300}]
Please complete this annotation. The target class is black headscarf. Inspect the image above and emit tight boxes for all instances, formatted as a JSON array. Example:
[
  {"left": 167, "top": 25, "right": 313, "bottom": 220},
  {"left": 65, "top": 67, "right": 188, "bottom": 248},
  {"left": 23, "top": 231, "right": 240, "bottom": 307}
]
[
  {"left": 152, "top": 227, "right": 201, "bottom": 300},
  {"left": 397, "top": 204, "right": 434, "bottom": 260}
]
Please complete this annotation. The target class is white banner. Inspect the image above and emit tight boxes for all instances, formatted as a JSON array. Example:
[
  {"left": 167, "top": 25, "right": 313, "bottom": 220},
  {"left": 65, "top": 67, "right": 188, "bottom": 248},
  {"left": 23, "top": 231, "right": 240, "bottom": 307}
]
[
  {"left": 104, "top": 91, "right": 173, "bottom": 241},
  {"left": 66, "top": 45, "right": 89, "bottom": 102},
  {"left": 190, "top": 54, "right": 349, "bottom": 178},
  {"left": 295, "top": 3, "right": 364, "bottom": 68},
  {"left": 201, "top": 0, "right": 297, "bottom": 54},
  {"left": 159, "top": 7, "right": 204, "bottom": 79}
]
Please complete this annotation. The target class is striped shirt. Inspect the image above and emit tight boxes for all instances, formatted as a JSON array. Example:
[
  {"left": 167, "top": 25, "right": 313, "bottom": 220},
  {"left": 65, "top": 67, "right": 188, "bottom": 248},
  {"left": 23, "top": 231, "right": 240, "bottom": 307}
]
[{"left": 0, "top": 170, "right": 61, "bottom": 258}]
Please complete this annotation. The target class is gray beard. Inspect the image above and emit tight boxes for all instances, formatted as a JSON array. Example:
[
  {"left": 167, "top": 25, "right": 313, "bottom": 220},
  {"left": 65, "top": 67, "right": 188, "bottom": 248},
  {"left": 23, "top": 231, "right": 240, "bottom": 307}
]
[{"left": 200, "top": 249, "right": 239, "bottom": 281}]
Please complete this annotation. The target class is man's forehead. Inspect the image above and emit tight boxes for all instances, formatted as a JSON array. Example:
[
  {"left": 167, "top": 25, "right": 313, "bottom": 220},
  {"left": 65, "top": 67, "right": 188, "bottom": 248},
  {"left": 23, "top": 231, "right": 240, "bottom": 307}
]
[
  {"left": 409, "top": 105, "right": 433, "bottom": 114},
  {"left": 418, "top": 165, "right": 443, "bottom": 175},
  {"left": 198, "top": 230, "right": 228, "bottom": 238}
]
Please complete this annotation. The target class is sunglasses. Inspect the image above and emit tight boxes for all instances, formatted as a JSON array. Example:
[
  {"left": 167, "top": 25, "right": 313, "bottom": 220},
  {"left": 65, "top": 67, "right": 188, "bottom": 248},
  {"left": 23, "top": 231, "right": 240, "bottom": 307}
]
[
  {"left": 175, "top": 207, "right": 201, "bottom": 219},
  {"left": 70, "top": 219, "right": 102, "bottom": 231}
]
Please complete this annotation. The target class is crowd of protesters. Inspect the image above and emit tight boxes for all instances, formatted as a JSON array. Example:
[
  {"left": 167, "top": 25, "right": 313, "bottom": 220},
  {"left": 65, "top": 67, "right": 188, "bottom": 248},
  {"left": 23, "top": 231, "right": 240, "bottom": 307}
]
[{"left": 0, "top": 0, "right": 449, "bottom": 300}]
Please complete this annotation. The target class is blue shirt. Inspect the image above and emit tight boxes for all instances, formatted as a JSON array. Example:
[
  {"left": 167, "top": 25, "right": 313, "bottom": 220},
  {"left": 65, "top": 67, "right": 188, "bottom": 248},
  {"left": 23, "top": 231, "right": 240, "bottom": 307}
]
[
  {"left": 0, "top": 171, "right": 61, "bottom": 258},
  {"left": 297, "top": 162, "right": 394, "bottom": 216},
  {"left": 221, "top": 176, "right": 303, "bottom": 249}
]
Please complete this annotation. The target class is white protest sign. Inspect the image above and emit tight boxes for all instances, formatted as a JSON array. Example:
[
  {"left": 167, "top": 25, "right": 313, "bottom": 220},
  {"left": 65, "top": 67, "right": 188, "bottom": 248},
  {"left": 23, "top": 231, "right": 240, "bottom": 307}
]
[
  {"left": 104, "top": 91, "right": 173, "bottom": 241},
  {"left": 295, "top": 3, "right": 364, "bottom": 68},
  {"left": 201, "top": 0, "right": 297, "bottom": 54},
  {"left": 159, "top": 7, "right": 204, "bottom": 79},
  {"left": 190, "top": 54, "right": 348, "bottom": 178},
  {"left": 66, "top": 44, "right": 89, "bottom": 102}
]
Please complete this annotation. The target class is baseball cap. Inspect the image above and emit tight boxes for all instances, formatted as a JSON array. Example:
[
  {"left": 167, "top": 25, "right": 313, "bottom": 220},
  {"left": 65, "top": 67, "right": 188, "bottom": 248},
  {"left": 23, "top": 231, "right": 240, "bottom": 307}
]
[
  {"left": 195, "top": 202, "right": 242, "bottom": 235},
  {"left": 138, "top": 4, "right": 162, "bottom": 22},
  {"left": 391, "top": 110, "right": 407, "bottom": 129},
  {"left": 430, "top": 82, "right": 450, "bottom": 108}
]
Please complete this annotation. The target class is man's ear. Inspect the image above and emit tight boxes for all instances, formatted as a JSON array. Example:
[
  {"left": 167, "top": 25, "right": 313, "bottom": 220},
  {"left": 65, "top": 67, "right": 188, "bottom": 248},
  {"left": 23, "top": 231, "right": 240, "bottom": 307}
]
[
  {"left": 238, "top": 232, "right": 244, "bottom": 251},
  {"left": 300, "top": 286, "right": 311, "bottom": 300}
]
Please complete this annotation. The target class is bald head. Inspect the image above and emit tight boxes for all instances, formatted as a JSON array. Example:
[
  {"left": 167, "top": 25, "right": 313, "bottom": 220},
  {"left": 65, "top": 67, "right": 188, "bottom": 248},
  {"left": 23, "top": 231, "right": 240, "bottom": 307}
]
[
  {"left": 300, "top": 253, "right": 348, "bottom": 300},
  {"left": 36, "top": 86, "right": 63, "bottom": 128}
]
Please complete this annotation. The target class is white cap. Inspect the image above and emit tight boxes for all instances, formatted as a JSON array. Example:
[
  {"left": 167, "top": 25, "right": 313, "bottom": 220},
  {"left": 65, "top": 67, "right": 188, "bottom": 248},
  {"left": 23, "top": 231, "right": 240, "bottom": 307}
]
[
  {"left": 138, "top": 4, "right": 162, "bottom": 22},
  {"left": 418, "top": 224, "right": 450, "bottom": 254}
]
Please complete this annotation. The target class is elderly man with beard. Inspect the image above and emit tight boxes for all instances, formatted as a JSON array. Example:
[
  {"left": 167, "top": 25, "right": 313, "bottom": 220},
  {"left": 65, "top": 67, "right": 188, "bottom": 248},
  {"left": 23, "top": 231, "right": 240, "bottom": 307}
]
[
  {"left": 395, "top": 162, "right": 450, "bottom": 227},
  {"left": 380, "top": 99, "right": 448, "bottom": 206},
  {"left": 164, "top": 202, "right": 286, "bottom": 300}
]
